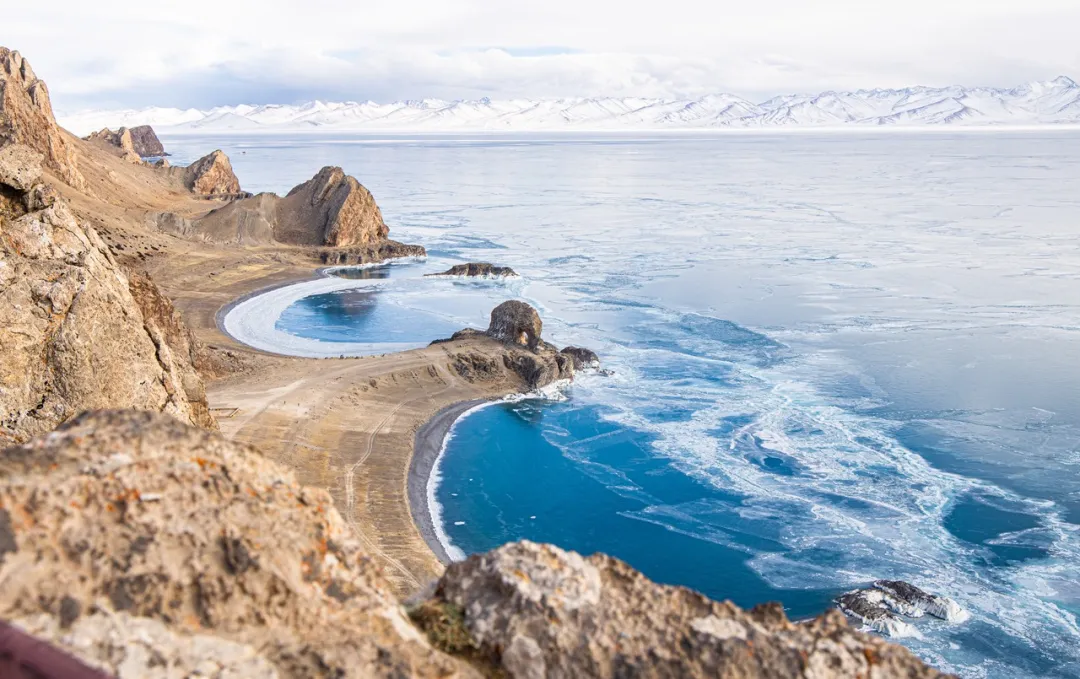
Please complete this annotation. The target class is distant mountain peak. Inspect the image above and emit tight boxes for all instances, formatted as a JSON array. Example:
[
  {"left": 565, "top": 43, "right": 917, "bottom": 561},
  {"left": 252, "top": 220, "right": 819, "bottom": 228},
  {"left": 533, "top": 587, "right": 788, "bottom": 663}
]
[{"left": 58, "top": 76, "right": 1080, "bottom": 135}]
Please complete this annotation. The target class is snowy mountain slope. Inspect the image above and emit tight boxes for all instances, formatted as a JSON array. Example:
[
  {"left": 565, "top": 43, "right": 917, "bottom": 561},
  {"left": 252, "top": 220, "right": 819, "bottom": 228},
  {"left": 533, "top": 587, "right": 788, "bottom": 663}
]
[{"left": 58, "top": 77, "right": 1080, "bottom": 134}]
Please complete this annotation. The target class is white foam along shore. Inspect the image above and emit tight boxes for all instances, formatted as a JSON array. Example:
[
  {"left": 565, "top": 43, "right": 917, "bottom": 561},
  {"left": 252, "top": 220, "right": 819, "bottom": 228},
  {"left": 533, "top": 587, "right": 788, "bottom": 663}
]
[
  {"left": 420, "top": 380, "right": 572, "bottom": 563},
  {"left": 220, "top": 262, "right": 425, "bottom": 358}
]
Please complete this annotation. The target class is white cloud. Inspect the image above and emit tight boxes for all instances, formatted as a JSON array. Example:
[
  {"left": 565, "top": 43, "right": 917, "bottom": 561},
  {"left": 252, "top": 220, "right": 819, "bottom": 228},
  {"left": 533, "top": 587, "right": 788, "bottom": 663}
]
[{"left": 4, "top": 0, "right": 1080, "bottom": 109}]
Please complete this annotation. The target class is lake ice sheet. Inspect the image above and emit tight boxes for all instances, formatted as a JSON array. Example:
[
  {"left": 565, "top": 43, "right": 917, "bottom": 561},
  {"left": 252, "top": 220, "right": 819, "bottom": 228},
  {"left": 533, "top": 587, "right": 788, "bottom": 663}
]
[{"left": 179, "top": 131, "right": 1080, "bottom": 678}]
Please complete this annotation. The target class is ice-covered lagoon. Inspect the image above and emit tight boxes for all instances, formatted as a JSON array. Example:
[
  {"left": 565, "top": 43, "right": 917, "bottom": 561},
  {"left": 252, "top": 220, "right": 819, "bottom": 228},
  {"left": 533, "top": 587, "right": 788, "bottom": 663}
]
[{"left": 191, "top": 130, "right": 1080, "bottom": 678}]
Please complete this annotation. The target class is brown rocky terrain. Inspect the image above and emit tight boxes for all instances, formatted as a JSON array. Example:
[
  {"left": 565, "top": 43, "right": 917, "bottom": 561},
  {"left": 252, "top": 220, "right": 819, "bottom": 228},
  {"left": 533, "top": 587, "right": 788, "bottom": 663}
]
[
  {"left": 0, "top": 43, "right": 951, "bottom": 678},
  {"left": 0, "top": 145, "right": 214, "bottom": 444},
  {"left": 0, "top": 48, "right": 85, "bottom": 190}
]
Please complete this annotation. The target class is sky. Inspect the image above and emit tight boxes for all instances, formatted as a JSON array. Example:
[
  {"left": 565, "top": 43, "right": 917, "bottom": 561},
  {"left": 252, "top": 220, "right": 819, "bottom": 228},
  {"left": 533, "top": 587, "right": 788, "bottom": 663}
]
[{"left": 5, "top": 0, "right": 1080, "bottom": 111}]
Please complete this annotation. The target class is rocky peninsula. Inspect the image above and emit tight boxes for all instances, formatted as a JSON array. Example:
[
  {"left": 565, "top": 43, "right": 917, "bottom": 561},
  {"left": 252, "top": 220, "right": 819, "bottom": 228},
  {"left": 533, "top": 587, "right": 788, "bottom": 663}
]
[{"left": 0, "top": 45, "right": 951, "bottom": 677}]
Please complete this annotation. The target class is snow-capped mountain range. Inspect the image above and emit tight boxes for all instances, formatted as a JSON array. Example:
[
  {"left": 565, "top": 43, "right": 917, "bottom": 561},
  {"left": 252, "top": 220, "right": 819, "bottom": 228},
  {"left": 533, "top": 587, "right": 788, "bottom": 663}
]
[{"left": 60, "top": 77, "right": 1080, "bottom": 134}]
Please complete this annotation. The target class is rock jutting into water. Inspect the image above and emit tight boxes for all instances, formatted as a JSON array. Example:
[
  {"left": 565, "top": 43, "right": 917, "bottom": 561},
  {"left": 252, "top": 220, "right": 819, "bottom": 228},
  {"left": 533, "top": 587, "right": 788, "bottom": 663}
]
[
  {"left": 560, "top": 346, "right": 601, "bottom": 371},
  {"left": 487, "top": 300, "right": 543, "bottom": 351},
  {"left": 425, "top": 262, "right": 519, "bottom": 278},
  {"left": 837, "top": 581, "right": 968, "bottom": 638},
  {"left": 84, "top": 124, "right": 168, "bottom": 160}
]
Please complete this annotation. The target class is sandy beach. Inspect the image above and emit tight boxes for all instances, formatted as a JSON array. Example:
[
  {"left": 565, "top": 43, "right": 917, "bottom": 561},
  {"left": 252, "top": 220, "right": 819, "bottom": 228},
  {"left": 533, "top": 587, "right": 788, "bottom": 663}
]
[
  {"left": 153, "top": 249, "right": 531, "bottom": 594},
  {"left": 409, "top": 399, "right": 489, "bottom": 564}
]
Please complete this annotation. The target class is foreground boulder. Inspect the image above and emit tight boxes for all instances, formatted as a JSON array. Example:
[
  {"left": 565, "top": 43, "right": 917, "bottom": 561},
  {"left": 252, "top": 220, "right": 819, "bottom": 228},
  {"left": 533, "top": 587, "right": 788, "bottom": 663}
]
[
  {"left": 560, "top": 346, "right": 600, "bottom": 370},
  {"left": 0, "top": 48, "right": 85, "bottom": 190},
  {"left": 426, "top": 262, "right": 518, "bottom": 278},
  {"left": 414, "top": 541, "right": 949, "bottom": 678},
  {"left": 0, "top": 411, "right": 471, "bottom": 678},
  {"left": 0, "top": 146, "right": 214, "bottom": 443}
]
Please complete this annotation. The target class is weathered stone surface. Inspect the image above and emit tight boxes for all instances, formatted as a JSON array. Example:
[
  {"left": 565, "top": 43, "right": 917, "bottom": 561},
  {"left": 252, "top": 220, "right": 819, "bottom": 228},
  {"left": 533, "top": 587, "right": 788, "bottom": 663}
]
[
  {"left": 14, "top": 613, "right": 278, "bottom": 679},
  {"left": 0, "top": 143, "right": 43, "bottom": 190},
  {"left": 279, "top": 166, "right": 389, "bottom": 247},
  {"left": 128, "top": 125, "right": 167, "bottom": 157},
  {"left": 487, "top": 300, "right": 543, "bottom": 351},
  {"left": 0, "top": 411, "right": 476, "bottom": 678},
  {"left": 0, "top": 155, "right": 214, "bottom": 444},
  {"left": 182, "top": 149, "right": 242, "bottom": 196},
  {"left": 418, "top": 541, "right": 950, "bottom": 679},
  {"left": 0, "top": 47, "right": 85, "bottom": 190},
  {"left": 425, "top": 262, "right": 518, "bottom": 278}
]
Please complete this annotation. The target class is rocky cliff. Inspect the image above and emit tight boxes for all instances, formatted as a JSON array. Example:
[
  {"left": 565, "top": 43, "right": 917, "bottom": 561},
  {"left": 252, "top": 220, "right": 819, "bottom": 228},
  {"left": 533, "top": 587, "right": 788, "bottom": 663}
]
[
  {"left": 0, "top": 49, "right": 85, "bottom": 190},
  {"left": 170, "top": 165, "right": 426, "bottom": 259},
  {"left": 128, "top": 125, "right": 167, "bottom": 157},
  {"left": 0, "top": 145, "right": 214, "bottom": 444},
  {"left": 181, "top": 149, "right": 243, "bottom": 197}
]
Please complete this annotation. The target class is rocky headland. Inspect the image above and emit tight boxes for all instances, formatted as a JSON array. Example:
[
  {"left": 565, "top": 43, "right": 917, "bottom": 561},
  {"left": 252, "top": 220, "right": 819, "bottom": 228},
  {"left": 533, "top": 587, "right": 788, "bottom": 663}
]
[{"left": 0, "top": 44, "right": 951, "bottom": 678}]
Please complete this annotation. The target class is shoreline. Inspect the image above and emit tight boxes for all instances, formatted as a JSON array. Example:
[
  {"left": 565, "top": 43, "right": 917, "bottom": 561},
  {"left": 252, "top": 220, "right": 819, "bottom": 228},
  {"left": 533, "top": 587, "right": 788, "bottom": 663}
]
[
  {"left": 169, "top": 253, "right": 539, "bottom": 594},
  {"left": 408, "top": 399, "right": 490, "bottom": 564}
]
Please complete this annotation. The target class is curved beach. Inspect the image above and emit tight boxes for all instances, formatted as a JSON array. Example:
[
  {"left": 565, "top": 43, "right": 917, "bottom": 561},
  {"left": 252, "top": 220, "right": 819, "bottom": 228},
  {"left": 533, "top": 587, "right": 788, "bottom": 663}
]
[
  {"left": 408, "top": 400, "right": 488, "bottom": 564},
  {"left": 151, "top": 247, "right": 543, "bottom": 594}
]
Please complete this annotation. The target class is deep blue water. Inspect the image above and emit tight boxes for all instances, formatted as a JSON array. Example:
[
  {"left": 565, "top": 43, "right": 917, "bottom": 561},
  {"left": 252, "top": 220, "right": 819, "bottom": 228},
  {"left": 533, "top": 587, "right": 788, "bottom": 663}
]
[{"left": 170, "top": 132, "right": 1080, "bottom": 678}]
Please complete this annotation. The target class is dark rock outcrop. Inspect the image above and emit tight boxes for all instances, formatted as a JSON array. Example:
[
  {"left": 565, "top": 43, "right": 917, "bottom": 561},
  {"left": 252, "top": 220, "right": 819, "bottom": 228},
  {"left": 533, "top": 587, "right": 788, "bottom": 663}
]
[
  {"left": 0, "top": 48, "right": 85, "bottom": 190},
  {"left": 425, "top": 262, "right": 518, "bottom": 278},
  {"left": 487, "top": 300, "right": 543, "bottom": 351},
  {"left": 560, "top": 346, "right": 600, "bottom": 370},
  {"left": 837, "top": 581, "right": 968, "bottom": 637},
  {"left": 436, "top": 302, "right": 585, "bottom": 389},
  {"left": 128, "top": 125, "right": 167, "bottom": 157},
  {"left": 318, "top": 241, "right": 427, "bottom": 265},
  {"left": 414, "top": 540, "right": 949, "bottom": 678},
  {"left": 0, "top": 146, "right": 214, "bottom": 444},
  {"left": 181, "top": 149, "right": 243, "bottom": 197}
]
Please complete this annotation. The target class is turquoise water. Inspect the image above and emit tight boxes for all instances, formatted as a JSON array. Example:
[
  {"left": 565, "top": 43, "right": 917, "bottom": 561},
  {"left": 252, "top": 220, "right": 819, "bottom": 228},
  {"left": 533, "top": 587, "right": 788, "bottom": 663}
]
[{"left": 168, "top": 132, "right": 1080, "bottom": 677}]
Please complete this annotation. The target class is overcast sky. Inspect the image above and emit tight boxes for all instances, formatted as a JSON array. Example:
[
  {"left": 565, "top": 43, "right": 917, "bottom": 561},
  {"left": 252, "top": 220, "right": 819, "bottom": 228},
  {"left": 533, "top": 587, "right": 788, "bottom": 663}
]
[{"left": 5, "top": 0, "right": 1079, "bottom": 111}]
